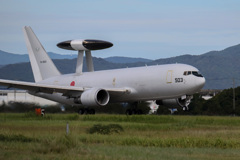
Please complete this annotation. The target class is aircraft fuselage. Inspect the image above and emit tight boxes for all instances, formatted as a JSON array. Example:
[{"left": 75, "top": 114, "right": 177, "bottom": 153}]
[{"left": 34, "top": 63, "right": 205, "bottom": 105}]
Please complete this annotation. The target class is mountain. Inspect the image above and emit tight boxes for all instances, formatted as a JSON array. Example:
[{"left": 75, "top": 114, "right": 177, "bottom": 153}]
[
  {"left": 0, "top": 57, "right": 130, "bottom": 82},
  {"left": 0, "top": 50, "right": 78, "bottom": 65},
  {"left": 48, "top": 52, "right": 77, "bottom": 59},
  {"left": 104, "top": 56, "right": 152, "bottom": 63},
  {"left": 149, "top": 44, "right": 240, "bottom": 89},
  {"left": 0, "top": 44, "right": 240, "bottom": 89},
  {"left": 0, "top": 50, "right": 29, "bottom": 65},
  {"left": 0, "top": 50, "right": 151, "bottom": 65}
]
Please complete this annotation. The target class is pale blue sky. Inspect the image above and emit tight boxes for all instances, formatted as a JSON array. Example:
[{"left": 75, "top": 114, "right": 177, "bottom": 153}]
[{"left": 0, "top": 0, "right": 240, "bottom": 59}]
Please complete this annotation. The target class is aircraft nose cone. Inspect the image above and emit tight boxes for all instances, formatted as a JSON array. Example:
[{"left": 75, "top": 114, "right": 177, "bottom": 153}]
[
  {"left": 83, "top": 40, "right": 113, "bottom": 50},
  {"left": 196, "top": 77, "right": 206, "bottom": 90}
]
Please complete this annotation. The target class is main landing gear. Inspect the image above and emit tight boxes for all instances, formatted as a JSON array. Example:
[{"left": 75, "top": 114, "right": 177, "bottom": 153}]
[
  {"left": 125, "top": 109, "right": 143, "bottom": 115},
  {"left": 125, "top": 102, "right": 144, "bottom": 115},
  {"left": 78, "top": 108, "right": 95, "bottom": 115},
  {"left": 182, "top": 106, "right": 189, "bottom": 111}
]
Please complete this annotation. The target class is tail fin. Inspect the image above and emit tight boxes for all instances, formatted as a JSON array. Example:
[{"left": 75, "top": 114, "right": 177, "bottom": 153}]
[{"left": 23, "top": 26, "right": 61, "bottom": 82}]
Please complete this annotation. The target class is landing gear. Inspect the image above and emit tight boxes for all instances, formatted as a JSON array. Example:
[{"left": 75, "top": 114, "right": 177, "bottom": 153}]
[
  {"left": 182, "top": 106, "right": 189, "bottom": 111},
  {"left": 125, "top": 109, "right": 143, "bottom": 115},
  {"left": 125, "top": 102, "right": 144, "bottom": 115},
  {"left": 78, "top": 108, "right": 95, "bottom": 115},
  {"left": 78, "top": 108, "right": 85, "bottom": 114},
  {"left": 89, "top": 109, "right": 95, "bottom": 114}
]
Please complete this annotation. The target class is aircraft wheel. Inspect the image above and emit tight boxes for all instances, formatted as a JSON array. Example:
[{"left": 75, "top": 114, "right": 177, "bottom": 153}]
[
  {"left": 78, "top": 109, "right": 85, "bottom": 115},
  {"left": 132, "top": 109, "right": 137, "bottom": 115},
  {"left": 84, "top": 108, "right": 89, "bottom": 114},
  {"left": 89, "top": 109, "right": 95, "bottom": 115},
  {"left": 126, "top": 109, "right": 132, "bottom": 115},
  {"left": 137, "top": 109, "right": 143, "bottom": 115},
  {"left": 183, "top": 106, "right": 189, "bottom": 111}
]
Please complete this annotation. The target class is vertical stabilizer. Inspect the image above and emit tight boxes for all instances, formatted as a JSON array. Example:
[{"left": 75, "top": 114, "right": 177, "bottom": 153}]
[{"left": 23, "top": 26, "right": 61, "bottom": 82}]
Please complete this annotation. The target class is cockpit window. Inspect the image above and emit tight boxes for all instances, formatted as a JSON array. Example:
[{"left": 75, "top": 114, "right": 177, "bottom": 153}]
[
  {"left": 183, "top": 71, "right": 192, "bottom": 76},
  {"left": 183, "top": 71, "right": 203, "bottom": 77},
  {"left": 192, "top": 71, "right": 203, "bottom": 77}
]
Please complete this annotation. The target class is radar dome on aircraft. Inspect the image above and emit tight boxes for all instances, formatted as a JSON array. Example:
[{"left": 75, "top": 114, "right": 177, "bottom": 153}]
[{"left": 57, "top": 39, "right": 113, "bottom": 51}]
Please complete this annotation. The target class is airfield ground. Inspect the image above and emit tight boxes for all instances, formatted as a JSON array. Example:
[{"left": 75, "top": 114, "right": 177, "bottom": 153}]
[{"left": 0, "top": 113, "right": 240, "bottom": 160}]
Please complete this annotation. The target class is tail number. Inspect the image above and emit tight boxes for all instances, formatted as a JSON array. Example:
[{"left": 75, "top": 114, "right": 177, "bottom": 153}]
[
  {"left": 175, "top": 78, "right": 183, "bottom": 83},
  {"left": 40, "top": 60, "right": 47, "bottom": 63}
]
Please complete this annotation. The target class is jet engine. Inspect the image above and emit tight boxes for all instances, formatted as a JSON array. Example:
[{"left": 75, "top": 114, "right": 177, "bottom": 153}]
[
  {"left": 156, "top": 95, "right": 192, "bottom": 110},
  {"left": 74, "top": 88, "right": 110, "bottom": 106}
]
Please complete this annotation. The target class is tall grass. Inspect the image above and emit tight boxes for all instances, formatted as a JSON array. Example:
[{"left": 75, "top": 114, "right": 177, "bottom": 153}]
[
  {"left": 0, "top": 134, "right": 36, "bottom": 142},
  {"left": 82, "top": 114, "right": 176, "bottom": 124},
  {"left": 1, "top": 113, "right": 240, "bottom": 159}
]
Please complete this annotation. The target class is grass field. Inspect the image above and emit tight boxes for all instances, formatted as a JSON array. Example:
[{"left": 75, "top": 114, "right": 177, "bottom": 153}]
[{"left": 0, "top": 113, "right": 240, "bottom": 160}]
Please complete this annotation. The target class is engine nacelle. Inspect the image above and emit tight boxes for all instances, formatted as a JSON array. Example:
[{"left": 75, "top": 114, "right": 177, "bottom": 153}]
[
  {"left": 75, "top": 88, "right": 110, "bottom": 106},
  {"left": 156, "top": 95, "right": 192, "bottom": 110}
]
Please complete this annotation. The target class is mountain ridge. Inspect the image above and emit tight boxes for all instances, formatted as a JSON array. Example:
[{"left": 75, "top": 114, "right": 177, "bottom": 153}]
[
  {"left": 104, "top": 56, "right": 152, "bottom": 63},
  {"left": 0, "top": 50, "right": 153, "bottom": 65},
  {"left": 0, "top": 43, "right": 240, "bottom": 89}
]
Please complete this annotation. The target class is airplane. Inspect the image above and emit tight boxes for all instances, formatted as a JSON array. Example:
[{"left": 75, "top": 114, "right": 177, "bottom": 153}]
[{"left": 0, "top": 26, "right": 205, "bottom": 115}]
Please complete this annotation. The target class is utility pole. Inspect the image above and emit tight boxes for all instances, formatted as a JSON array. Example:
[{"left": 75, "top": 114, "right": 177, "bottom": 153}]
[{"left": 233, "top": 78, "right": 235, "bottom": 116}]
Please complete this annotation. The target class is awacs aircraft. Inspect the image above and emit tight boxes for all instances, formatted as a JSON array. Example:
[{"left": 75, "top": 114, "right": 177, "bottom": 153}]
[{"left": 0, "top": 26, "right": 205, "bottom": 114}]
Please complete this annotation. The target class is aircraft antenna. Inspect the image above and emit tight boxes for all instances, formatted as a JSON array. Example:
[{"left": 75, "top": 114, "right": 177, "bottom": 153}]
[
  {"left": 85, "top": 50, "right": 94, "bottom": 72},
  {"left": 57, "top": 39, "right": 113, "bottom": 74},
  {"left": 76, "top": 50, "right": 84, "bottom": 74}
]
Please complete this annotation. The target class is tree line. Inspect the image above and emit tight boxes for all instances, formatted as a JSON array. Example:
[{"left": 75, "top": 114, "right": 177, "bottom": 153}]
[
  {"left": 0, "top": 87, "right": 240, "bottom": 115},
  {"left": 158, "top": 87, "right": 240, "bottom": 115}
]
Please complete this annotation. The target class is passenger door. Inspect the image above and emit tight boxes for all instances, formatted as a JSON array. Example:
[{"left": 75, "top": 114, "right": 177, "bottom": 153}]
[{"left": 166, "top": 70, "right": 173, "bottom": 83}]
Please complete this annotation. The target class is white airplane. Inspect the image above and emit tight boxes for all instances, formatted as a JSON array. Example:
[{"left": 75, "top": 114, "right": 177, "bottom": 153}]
[{"left": 0, "top": 26, "right": 205, "bottom": 114}]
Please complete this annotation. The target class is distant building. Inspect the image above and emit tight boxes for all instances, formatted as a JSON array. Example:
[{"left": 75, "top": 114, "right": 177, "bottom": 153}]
[
  {"left": 0, "top": 90, "right": 57, "bottom": 106},
  {"left": 200, "top": 89, "right": 222, "bottom": 100}
]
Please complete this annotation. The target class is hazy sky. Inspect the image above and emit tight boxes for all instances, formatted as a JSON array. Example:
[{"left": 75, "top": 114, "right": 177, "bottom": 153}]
[{"left": 0, "top": 0, "right": 240, "bottom": 59}]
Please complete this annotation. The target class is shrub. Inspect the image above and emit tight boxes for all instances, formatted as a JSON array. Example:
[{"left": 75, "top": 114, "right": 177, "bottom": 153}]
[
  {"left": 87, "top": 124, "right": 124, "bottom": 135},
  {"left": 0, "top": 134, "right": 35, "bottom": 142},
  {"left": 66, "top": 114, "right": 79, "bottom": 120}
]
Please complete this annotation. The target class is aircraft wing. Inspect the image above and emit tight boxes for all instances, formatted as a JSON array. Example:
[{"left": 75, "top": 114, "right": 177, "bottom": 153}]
[
  {"left": 0, "top": 79, "right": 130, "bottom": 97},
  {"left": 0, "top": 79, "right": 85, "bottom": 94}
]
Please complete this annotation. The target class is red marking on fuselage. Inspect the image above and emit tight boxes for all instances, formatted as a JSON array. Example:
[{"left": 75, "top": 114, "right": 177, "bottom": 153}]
[{"left": 70, "top": 81, "right": 75, "bottom": 86}]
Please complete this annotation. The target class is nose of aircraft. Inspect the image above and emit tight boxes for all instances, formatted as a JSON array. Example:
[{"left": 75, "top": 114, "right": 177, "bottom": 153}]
[{"left": 195, "top": 76, "right": 206, "bottom": 90}]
